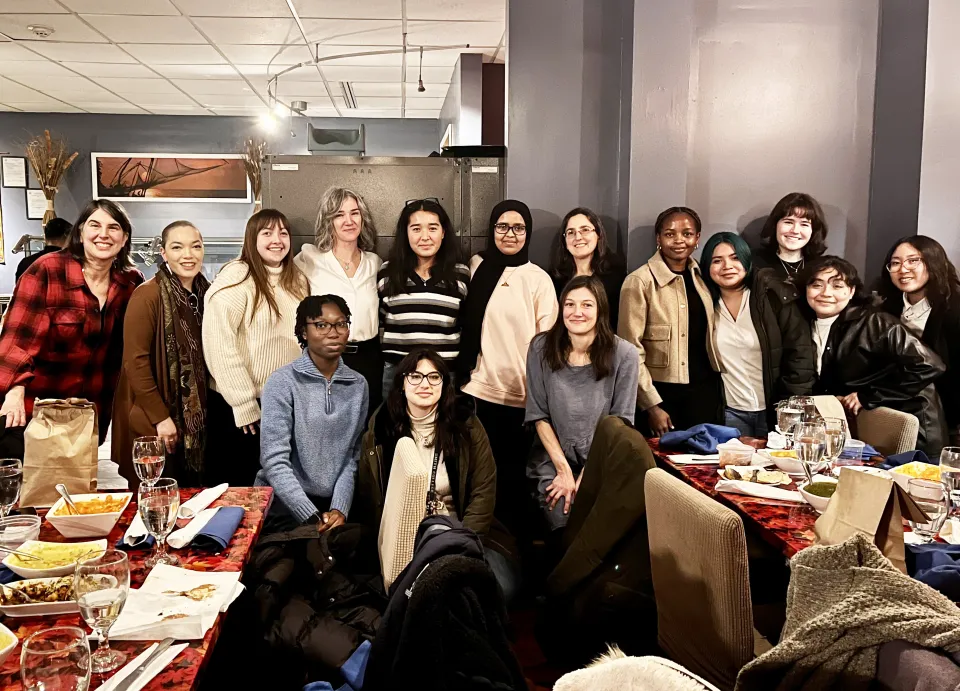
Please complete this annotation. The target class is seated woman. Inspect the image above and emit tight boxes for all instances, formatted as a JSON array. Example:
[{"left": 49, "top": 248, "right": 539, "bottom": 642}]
[
  {"left": 256, "top": 294, "right": 369, "bottom": 533},
  {"left": 526, "top": 275, "right": 638, "bottom": 530},
  {"left": 700, "top": 232, "right": 816, "bottom": 437},
  {"left": 797, "top": 256, "right": 947, "bottom": 455}
]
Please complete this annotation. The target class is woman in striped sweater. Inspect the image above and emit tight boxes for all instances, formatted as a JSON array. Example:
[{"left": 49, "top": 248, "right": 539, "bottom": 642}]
[{"left": 378, "top": 198, "right": 469, "bottom": 400}]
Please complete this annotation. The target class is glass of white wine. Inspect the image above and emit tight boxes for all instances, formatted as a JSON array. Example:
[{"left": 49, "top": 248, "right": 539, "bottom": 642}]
[
  {"left": 822, "top": 417, "right": 848, "bottom": 469},
  {"left": 138, "top": 477, "right": 181, "bottom": 569},
  {"left": 133, "top": 436, "right": 165, "bottom": 487},
  {"left": 74, "top": 549, "right": 130, "bottom": 674}
]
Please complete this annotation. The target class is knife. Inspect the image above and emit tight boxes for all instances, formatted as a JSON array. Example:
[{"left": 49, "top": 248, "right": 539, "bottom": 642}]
[{"left": 112, "top": 638, "right": 175, "bottom": 691}]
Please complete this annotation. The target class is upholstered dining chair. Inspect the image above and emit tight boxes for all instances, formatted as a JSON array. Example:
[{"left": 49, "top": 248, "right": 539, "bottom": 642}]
[
  {"left": 855, "top": 406, "right": 920, "bottom": 456},
  {"left": 813, "top": 395, "right": 847, "bottom": 422}
]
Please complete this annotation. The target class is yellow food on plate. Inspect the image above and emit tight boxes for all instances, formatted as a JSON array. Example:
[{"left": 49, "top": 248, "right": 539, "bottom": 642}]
[
  {"left": 892, "top": 461, "right": 941, "bottom": 482},
  {"left": 52, "top": 495, "right": 127, "bottom": 516},
  {"left": 5, "top": 543, "right": 102, "bottom": 570},
  {"left": 768, "top": 450, "right": 798, "bottom": 459},
  {"left": 0, "top": 628, "right": 14, "bottom": 649}
]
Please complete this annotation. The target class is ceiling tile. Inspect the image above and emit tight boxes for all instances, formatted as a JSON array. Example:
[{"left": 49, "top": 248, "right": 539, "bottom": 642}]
[
  {"left": 92, "top": 77, "right": 181, "bottom": 94},
  {"left": 302, "top": 107, "right": 342, "bottom": 117},
  {"left": 0, "top": 1, "right": 68, "bottom": 12},
  {"left": 302, "top": 19, "right": 402, "bottom": 45},
  {"left": 191, "top": 17, "right": 299, "bottom": 45},
  {"left": 419, "top": 47, "right": 497, "bottom": 67},
  {"left": 355, "top": 96, "right": 401, "bottom": 107},
  {"left": 313, "top": 45, "right": 404, "bottom": 66},
  {"left": 318, "top": 65, "right": 400, "bottom": 82},
  {"left": 0, "top": 15, "right": 107, "bottom": 42},
  {"left": 0, "top": 60, "right": 77, "bottom": 78},
  {"left": 173, "top": 78, "right": 252, "bottom": 95},
  {"left": 152, "top": 64, "right": 242, "bottom": 79},
  {"left": 82, "top": 15, "right": 207, "bottom": 43},
  {"left": 274, "top": 81, "right": 337, "bottom": 98},
  {"left": 405, "top": 20, "right": 503, "bottom": 46},
  {"left": 234, "top": 63, "right": 328, "bottom": 82},
  {"left": 341, "top": 107, "right": 400, "bottom": 117},
  {"left": 0, "top": 104, "right": 18, "bottom": 111},
  {"left": 192, "top": 93, "right": 265, "bottom": 107},
  {"left": 401, "top": 96, "right": 446, "bottom": 109},
  {"left": 405, "top": 0, "right": 505, "bottom": 22},
  {"left": 121, "top": 44, "right": 225, "bottom": 64},
  {"left": 22, "top": 75, "right": 117, "bottom": 96},
  {"left": 64, "top": 62, "right": 156, "bottom": 78},
  {"left": 405, "top": 110, "right": 440, "bottom": 119},
  {"left": 148, "top": 105, "right": 213, "bottom": 115},
  {"left": 60, "top": 0, "right": 179, "bottom": 14},
  {"left": 209, "top": 105, "right": 265, "bottom": 114},
  {"left": 175, "top": 0, "right": 289, "bottom": 17},
  {"left": 295, "top": 0, "right": 402, "bottom": 19},
  {"left": 218, "top": 44, "right": 311, "bottom": 65},
  {"left": 350, "top": 82, "right": 401, "bottom": 97},
  {"left": 128, "top": 90, "right": 200, "bottom": 106},
  {"left": 71, "top": 103, "right": 149, "bottom": 113},
  {"left": 0, "top": 76, "right": 47, "bottom": 100},
  {"left": 0, "top": 42, "right": 47, "bottom": 61},
  {"left": 25, "top": 42, "right": 137, "bottom": 63}
]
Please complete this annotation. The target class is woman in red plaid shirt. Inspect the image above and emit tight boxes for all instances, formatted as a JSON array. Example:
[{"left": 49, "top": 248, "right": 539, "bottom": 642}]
[{"left": 0, "top": 200, "right": 144, "bottom": 454}]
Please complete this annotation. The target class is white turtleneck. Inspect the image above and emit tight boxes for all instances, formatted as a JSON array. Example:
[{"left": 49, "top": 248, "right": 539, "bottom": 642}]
[
  {"left": 408, "top": 405, "right": 456, "bottom": 518},
  {"left": 812, "top": 315, "right": 840, "bottom": 374}
]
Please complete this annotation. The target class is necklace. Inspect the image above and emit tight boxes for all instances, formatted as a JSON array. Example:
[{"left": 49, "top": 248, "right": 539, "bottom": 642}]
[
  {"left": 778, "top": 256, "right": 804, "bottom": 276},
  {"left": 334, "top": 248, "right": 360, "bottom": 271}
]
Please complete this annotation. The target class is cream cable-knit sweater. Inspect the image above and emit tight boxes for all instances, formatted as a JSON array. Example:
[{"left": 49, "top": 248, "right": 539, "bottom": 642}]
[{"left": 203, "top": 261, "right": 303, "bottom": 427}]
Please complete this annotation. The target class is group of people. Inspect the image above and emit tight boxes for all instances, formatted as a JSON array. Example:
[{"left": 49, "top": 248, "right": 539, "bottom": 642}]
[{"left": 1, "top": 189, "right": 958, "bottom": 591}]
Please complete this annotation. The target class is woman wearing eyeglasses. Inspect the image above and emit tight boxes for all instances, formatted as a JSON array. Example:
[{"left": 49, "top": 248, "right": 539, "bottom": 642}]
[
  {"left": 877, "top": 236, "right": 960, "bottom": 447},
  {"left": 549, "top": 207, "right": 626, "bottom": 330},
  {"left": 457, "top": 199, "right": 558, "bottom": 536},
  {"left": 113, "top": 221, "right": 210, "bottom": 489},
  {"left": 378, "top": 198, "right": 469, "bottom": 400}
]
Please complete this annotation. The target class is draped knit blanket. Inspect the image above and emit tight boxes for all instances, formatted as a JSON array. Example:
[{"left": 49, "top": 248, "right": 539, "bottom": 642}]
[{"left": 735, "top": 532, "right": 960, "bottom": 691}]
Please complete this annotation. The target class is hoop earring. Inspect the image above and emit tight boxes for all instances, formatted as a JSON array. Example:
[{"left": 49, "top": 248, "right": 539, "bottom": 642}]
[{"left": 696, "top": 243, "right": 700, "bottom": 249}]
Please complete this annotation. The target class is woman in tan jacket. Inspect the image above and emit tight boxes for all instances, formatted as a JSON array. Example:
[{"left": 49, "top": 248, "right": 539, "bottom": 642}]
[
  {"left": 113, "top": 221, "right": 209, "bottom": 489},
  {"left": 618, "top": 207, "right": 722, "bottom": 436}
]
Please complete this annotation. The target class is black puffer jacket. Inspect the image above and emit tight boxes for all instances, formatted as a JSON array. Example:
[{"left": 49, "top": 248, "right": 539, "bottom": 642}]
[{"left": 815, "top": 305, "right": 947, "bottom": 455}]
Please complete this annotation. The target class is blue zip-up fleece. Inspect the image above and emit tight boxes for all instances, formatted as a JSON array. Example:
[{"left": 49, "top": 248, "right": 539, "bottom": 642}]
[{"left": 256, "top": 352, "right": 369, "bottom": 523}]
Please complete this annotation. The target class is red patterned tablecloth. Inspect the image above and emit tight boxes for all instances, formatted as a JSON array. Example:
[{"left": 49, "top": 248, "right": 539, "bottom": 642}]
[{"left": 0, "top": 486, "right": 272, "bottom": 690}]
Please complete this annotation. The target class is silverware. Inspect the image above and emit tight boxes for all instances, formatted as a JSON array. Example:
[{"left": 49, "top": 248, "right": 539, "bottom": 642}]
[
  {"left": 55, "top": 484, "right": 79, "bottom": 515},
  {"left": 112, "top": 637, "right": 175, "bottom": 691},
  {"left": 0, "top": 545, "right": 42, "bottom": 561}
]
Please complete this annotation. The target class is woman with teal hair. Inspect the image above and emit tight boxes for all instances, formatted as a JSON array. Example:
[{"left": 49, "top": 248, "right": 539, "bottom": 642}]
[{"left": 700, "top": 231, "right": 816, "bottom": 436}]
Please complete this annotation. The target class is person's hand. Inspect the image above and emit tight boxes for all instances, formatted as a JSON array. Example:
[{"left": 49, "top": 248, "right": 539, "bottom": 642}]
[
  {"left": 317, "top": 509, "right": 345, "bottom": 534},
  {"left": 546, "top": 460, "right": 577, "bottom": 515},
  {"left": 156, "top": 417, "right": 179, "bottom": 453},
  {"left": 241, "top": 421, "right": 260, "bottom": 435},
  {"left": 838, "top": 392, "right": 862, "bottom": 415},
  {"left": 647, "top": 405, "right": 674, "bottom": 437},
  {"left": 0, "top": 387, "right": 26, "bottom": 429}
]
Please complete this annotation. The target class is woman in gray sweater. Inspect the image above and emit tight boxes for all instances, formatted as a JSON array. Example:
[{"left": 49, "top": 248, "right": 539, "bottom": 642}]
[{"left": 525, "top": 275, "right": 639, "bottom": 530}]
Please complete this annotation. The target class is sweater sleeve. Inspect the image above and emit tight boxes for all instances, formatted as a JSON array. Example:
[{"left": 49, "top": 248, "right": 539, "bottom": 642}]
[
  {"left": 617, "top": 273, "right": 663, "bottom": 411},
  {"left": 524, "top": 336, "right": 550, "bottom": 424},
  {"left": 534, "top": 272, "right": 559, "bottom": 333},
  {"left": 329, "top": 379, "right": 369, "bottom": 518},
  {"left": 610, "top": 340, "right": 639, "bottom": 423},
  {"left": 122, "top": 284, "right": 170, "bottom": 426},
  {"left": 203, "top": 270, "right": 261, "bottom": 427}
]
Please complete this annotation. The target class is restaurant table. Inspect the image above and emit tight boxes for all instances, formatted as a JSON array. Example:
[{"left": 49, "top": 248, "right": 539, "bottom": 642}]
[{"left": 0, "top": 486, "right": 272, "bottom": 691}]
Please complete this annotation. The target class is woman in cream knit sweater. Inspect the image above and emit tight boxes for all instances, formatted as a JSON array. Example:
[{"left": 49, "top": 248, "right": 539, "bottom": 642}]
[{"left": 203, "top": 209, "right": 307, "bottom": 485}]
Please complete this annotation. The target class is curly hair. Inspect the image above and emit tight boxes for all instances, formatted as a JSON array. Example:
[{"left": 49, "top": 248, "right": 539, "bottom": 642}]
[
  {"left": 759, "top": 192, "right": 828, "bottom": 259},
  {"left": 876, "top": 235, "right": 960, "bottom": 313},
  {"left": 294, "top": 294, "right": 351, "bottom": 348},
  {"left": 314, "top": 187, "right": 377, "bottom": 252}
]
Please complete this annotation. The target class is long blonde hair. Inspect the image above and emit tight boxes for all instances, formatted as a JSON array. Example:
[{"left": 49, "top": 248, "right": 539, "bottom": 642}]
[{"left": 314, "top": 186, "right": 377, "bottom": 252}]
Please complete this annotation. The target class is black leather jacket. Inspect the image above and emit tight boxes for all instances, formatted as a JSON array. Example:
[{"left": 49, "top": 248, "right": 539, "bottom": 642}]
[{"left": 815, "top": 304, "right": 947, "bottom": 455}]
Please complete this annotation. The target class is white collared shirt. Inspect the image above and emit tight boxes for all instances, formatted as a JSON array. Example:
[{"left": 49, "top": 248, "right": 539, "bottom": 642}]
[
  {"left": 812, "top": 315, "right": 839, "bottom": 374},
  {"left": 901, "top": 292, "right": 932, "bottom": 337},
  {"left": 294, "top": 244, "right": 382, "bottom": 341},
  {"left": 715, "top": 288, "right": 765, "bottom": 412}
]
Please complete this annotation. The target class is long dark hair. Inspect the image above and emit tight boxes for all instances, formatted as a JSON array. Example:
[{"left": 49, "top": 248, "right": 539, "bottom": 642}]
[
  {"left": 541, "top": 275, "right": 616, "bottom": 380},
  {"left": 66, "top": 199, "right": 136, "bottom": 270},
  {"left": 382, "top": 199, "right": 461, "bottom": 297},
  {"left": 795, "top": 255, "right": 873, "bottom": 320},
  {"left": 759, "top": 192, "right": 828, "bottom": 259},
  {"left": 876, "top": 235, "right": 960, "bottom": 313},
  {"left": 549, "top": 207, "right": 618, "bottom": 283},
  {"left": 220, "top": 209, "right": 307, "bottom": 322},
  {"left": 386, "top": 349, "right": 469, "bottom": 458}
]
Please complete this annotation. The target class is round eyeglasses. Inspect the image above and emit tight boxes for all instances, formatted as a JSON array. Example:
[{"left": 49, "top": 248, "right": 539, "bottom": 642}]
[
  {"left": 404, "top": 371, "right": 443, "bottom": 386},
  {"left": 306, "top": 320, "right": 351, "bottom": 334}
]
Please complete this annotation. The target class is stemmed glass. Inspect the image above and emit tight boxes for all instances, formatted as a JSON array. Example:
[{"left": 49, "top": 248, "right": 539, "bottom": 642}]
[
  {"left": 74, "top": 549, "right": 130, "bottom": 674},
  {"left": 906, "top": 479, "right": 949, "bottom": 543},
  {"left": 133, "top": 436, "right": 165, "bottom": 487},
  {"left": 822, "top": 417, "right": 848, "bottom": 470},
  {"left": 795, "top": 421, "right": 827, "bottom": 484},
  {"left": 0, "top": 458, "right": 23, "bottom": 518},
  {"left": 775, "top": 401, "right": 803, "bottom": 447},
  {"left": 20, "top": 626, "right": 92, "bottom": 691},
  {"left": 138, "top": 478, "right": 181, "bottom": 568},
  {"left": 940, "top": 446, "right": 960, "bottom": 517}
]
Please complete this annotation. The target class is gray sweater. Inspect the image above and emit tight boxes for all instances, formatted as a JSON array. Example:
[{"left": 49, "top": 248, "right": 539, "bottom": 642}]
[
  {"left": 525, "top": 334, "right": 639, "bottom": 465},
  {"left": 255, "top": 352, "right": 369, "bottom": 523}
]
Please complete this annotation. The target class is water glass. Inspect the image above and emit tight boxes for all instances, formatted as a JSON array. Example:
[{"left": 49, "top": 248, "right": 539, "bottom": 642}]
[
  {"left": 775, "top": 401, "right": 803, "bottom": 445},
  {"left": 132, "top": 436, "right": 165, "bottom": 487},
  {"left": 138, "top": 478, "right": 181, "bottom": 569},
  {"left": 795, "top": 421, "right": 827, "bottom": 480},
  {"left": 21, "top": 626, "right": 91, "bottom": 691},
  {"left": 74, "top": 549, "right": 130, "bottom": 673},
  {"left": 0, "top": 458, "right": 23, "bottom": 518},
  {"left": 940, "top": 446, "right": 960, "bottom": 517},
  {"left": 822, "top": 417, "right": 848, "bottom": 468},
  {"left": 906, "top": 478, "right": 949, "bottom": 542}
]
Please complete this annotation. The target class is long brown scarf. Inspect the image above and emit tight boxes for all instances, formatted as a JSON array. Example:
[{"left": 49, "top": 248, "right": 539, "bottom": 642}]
[{"left": 156, "top": 263, "right": 210, "bottom": 472}]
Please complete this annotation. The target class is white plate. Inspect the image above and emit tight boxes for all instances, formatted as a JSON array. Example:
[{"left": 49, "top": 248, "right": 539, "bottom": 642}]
[
  {"left": 0, "top": 577, "right": 79, "bottom": 618},
  {"left": 717, "top": 467, "right": 792, "bottom": 486},
  {"left": 0, "top": 622, "right": 16, "bottom": 666},
  {"left": 2, "top": 540, "right": 108, "bottom": 579}
]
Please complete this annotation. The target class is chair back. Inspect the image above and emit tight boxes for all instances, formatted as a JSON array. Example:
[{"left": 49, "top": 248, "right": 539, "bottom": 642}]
[
  {"left": 645, "top": 468, "right": 753, "bottom": 690},
  {"left": 813, "top": 395, "right": 846, "bottom": 422},
  {"left": 854, "top": 406, "right": 920, "bottom": 456}
]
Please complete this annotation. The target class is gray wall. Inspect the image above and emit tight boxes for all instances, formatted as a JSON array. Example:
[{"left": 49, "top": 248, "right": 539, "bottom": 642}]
[
  {"left": 0, "top": 113, "right": 439, "bottom": 292},
  {"left": 918, "top": 0, "right": 960, "bottom": 264},
  {"left": 439, "top": 54, "right": 485, "bottom": 147}
]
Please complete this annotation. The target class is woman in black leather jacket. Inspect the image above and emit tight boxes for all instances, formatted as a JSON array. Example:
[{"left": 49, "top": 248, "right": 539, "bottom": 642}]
[{"left": 797, "top": 256, "right": 947, "bottom": 455}]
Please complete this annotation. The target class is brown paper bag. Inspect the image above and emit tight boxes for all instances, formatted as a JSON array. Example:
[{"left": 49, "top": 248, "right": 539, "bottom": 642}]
[
  {"left": 21, "top": 398, "right": 99, "bottom": 507},
  {"left": 814, "top": 466, "right": 928, "bottom": 573}
]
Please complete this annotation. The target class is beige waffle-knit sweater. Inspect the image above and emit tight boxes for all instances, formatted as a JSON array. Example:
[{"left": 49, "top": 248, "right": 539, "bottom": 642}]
[{"left": 203, "top": 261, "right": 303, "bottom": 427}]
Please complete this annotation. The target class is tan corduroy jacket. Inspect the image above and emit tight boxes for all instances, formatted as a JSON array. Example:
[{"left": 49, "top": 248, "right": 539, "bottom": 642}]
[{"left": 617, "top": 251, "right": 722, "bottom": 411}]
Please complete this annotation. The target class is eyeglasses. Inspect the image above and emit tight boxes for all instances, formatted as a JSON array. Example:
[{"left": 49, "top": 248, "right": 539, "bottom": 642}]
[
  {"left": 886, "top": 257, "right": 923, "bottom": 273},
  {"left": 494, "top": 223, "right": 527, "bottom": 236},
  {"left": 564, "top": 227, "right": 596, "bottom": 240},
  {"left": 404, "top": 371, "right": 443, "bottom": 386},
  {"left": 306, "top": 320, "right": 351, "bottom": 334},
  {"left": 405, "top": 197, "right": 441, "bottom": 206}
]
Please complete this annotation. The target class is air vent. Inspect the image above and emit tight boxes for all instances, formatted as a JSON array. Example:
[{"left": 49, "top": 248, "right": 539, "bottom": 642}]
[{"left": 339, "top": 81, "right": 358, "bottom": 109}]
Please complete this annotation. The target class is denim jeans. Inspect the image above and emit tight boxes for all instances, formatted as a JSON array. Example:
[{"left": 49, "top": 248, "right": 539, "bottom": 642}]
[{"left": 724, "top": 407, "right": 769, "bottom": 438}]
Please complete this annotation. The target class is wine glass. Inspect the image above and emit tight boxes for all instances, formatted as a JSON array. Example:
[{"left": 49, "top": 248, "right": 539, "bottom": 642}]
[
  {"left": 822, "top": 417, "right": 848, "bottom": 469},
  {"left": 795, "top": 421, "right": 827, "bottom": 483},
  {"left": 775, "top": 401, "right": 803, "bottom": 447},
  {"left": 132, "top": 436, "right": 165, "bottom": 487},
  {"left": 21, "top": 626, "right": 91, "bottom": 691},
  {"left": 0, "top": 458, "right": 23, "bottom": 518},
  {"left": 906, "top": 479, "right": 949, "bottom": 543},
  {"left": 940, "top": 446, "right": 960, "bottom": 517},
  {"left": 138, "top": 478, "right": 180, "bottom": 568},
  {"left": 74, "top": 549, "right": 130, "bottom": 674}
]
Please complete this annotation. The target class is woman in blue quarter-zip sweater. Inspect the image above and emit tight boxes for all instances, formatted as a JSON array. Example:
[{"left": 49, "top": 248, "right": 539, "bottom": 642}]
[{"left": 256, "top": 294, "right": 369, "bottom": 533}]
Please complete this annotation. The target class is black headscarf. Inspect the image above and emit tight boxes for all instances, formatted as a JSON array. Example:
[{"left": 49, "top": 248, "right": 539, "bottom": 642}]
[{"left": 456, "top": 200, "right": 533, "bottom": 381}]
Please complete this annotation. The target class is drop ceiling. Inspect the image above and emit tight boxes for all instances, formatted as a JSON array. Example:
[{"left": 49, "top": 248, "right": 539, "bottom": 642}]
[{"left": 0, "top": 0, "right": 505, "bottom": 118}]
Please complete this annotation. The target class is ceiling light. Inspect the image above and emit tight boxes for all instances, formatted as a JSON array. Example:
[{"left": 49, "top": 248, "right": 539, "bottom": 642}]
[
  {"left": 291, "top": 100, "right": 307, "bottom": 115},
  {"left": 259, "top": 112, "right": 277, "bottom": 131},
  {"left": 27, "top": 25, "right": 55, "bottom": 38},
  {"left": 273, "top": 102, "right": 288, "bottom": 117}
]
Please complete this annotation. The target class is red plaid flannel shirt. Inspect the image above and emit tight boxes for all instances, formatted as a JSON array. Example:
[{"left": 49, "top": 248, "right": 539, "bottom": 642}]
[{"left": 0, "top": 252, "right": 143, "bottom": 428}]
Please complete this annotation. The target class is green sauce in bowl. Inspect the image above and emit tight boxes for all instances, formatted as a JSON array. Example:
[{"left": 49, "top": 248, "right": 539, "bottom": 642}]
[{"left": 804, "top": 482, "right": 837, "bottom": 498}]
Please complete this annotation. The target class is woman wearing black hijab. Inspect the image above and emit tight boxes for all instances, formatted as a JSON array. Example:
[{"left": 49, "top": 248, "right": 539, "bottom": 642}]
[{"left": 457, "top": 199, "right": 558, "bottom": 535}]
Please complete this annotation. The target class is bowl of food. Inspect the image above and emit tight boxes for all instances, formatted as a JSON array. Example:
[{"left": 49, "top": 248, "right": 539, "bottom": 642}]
[
  {"left": 890, "top": 461, "right": 941, "bottom": 491},
  {"left": 2, "top": 540, "right": 108, "bottom": 579},
  {"left": 762, "top": 449, "right": 805, "bottom": 476},
  {"left": 0, "top": 622, "right": 17, "bottom": 666},
  {"left": 0, "top": 515, "right": 42, "bottom": 552},
  {"left": 0, "top": 576, "right": 78, "bottom": 618},
  {"left": 799, "top": 476, "right": 838, "bottom": 513},
  {"left": 45, "top": 493, "right": 132, "bottom": 539}
]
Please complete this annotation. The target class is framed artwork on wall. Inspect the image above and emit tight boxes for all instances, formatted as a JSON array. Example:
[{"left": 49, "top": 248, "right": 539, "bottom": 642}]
[
  {"left": 2, "top": 157, "right": 27, "bottom": 188},
  {"left": 25, "top": 189, "right": 46, "bottom": 220},
  {"left": 91, "top": 153, "right": 252, "bottom": 203}
]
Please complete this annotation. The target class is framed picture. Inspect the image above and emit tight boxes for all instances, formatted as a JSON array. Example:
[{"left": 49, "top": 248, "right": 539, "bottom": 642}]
[
  {"left": 2, "top": 157, "right": 27, "bottom": 188},
  {"left": 25, "top": 189, "right": 46, "bottom": 220},
  {"left": 91, "top": 153, "right": 252, "bottom": 203}
]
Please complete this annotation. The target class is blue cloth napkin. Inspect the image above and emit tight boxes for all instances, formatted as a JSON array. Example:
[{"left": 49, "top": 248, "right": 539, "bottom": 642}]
[
  {"left": 303, "top": 640, "right": 370, "bottom": 691},
  {"left": 880, "top": 450, "right": 930, "bottom": 469},
  {"left": 907, "top": 543, "right": 960, "bottom": 602},
  {"left": 193, "top": 506, "right": 244, "bottom": 552},
  {"left": 659, "top": 424, "right": 740, "bottom": 454},
  {"left": 115, "top": 535, "right": 155, "bottom": 551},
  {"left": 0, "top": 565, "right": 21, "bottom": 584},
  {"left": 839, "top": 441, "right": 880, "bottom": 460}
]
